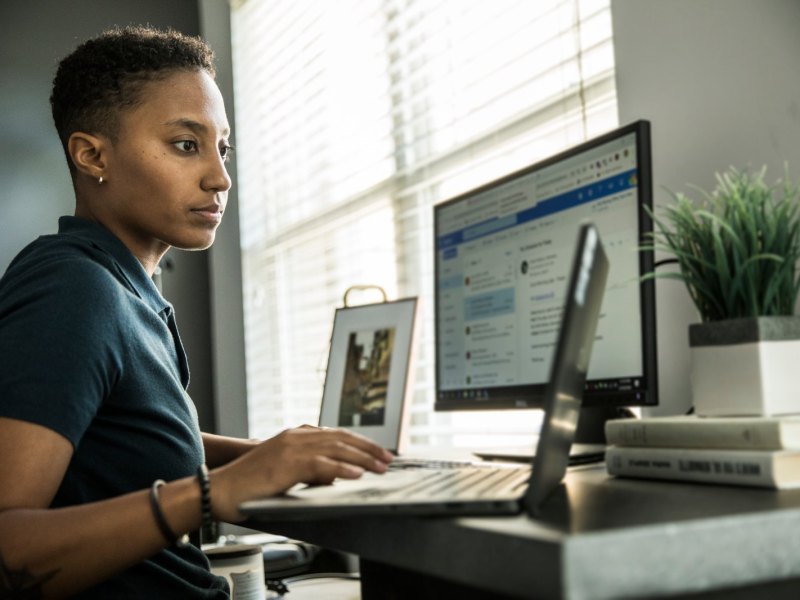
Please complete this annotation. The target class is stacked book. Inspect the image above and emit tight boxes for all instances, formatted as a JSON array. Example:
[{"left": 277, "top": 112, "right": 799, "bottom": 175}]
[{"left": 604, "top": 415, "right": 800, "bottom": 489}]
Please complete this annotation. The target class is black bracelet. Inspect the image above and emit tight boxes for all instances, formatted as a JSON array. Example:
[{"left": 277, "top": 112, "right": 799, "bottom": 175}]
[
  {"left": 150, "top": 479, "right": 189, "bottom": 547},
  {"left": 197, "top": 464, "right": 212, "bottom": 531}
]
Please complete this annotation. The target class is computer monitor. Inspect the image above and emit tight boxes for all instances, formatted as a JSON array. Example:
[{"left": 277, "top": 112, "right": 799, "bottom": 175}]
[{"left": 434, "top": 120, "right": 656, "bottom": 415}]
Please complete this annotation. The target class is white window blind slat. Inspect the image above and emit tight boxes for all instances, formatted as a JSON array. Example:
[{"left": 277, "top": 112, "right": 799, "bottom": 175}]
[{"left": 232, "top": 0, "right": 617, "bottom": 445}]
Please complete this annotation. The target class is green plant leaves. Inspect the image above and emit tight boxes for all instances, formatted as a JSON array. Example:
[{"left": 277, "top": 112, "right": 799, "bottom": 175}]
[{"left": 644, "top": 166, "right": 800, "bottom": 322}]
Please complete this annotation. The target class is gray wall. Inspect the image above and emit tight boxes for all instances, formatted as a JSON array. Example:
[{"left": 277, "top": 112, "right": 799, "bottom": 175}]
[
  {"left": 0, "top": 0, "right": 219, "bottom": 432},
  {"left": 199, "top": 0, "right": 249, "bottom": 439},
  {"left": 612, "top": 0, "right": 800, "bottom": 416}
]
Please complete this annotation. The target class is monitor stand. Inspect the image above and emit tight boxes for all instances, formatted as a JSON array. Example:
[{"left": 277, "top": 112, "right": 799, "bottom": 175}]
[
  {"left": 472, "top": 406, "right": 635, "bottom": 464},
  {"left": 575, "top": 405, "right": 635, "bottom": 443}
]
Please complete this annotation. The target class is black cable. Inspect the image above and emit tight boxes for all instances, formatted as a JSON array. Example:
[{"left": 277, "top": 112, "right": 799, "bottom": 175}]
[
  {"left": 283, "top": 572, "right": 360, "bottom": 585},
  {"left": 267, "top": 573, "right": 360, "bottom": 597},
  {"left": 653, "top": 258, "right": 679, "bottom": 269},
  {"left": 266, "top": 580, "right": 289, "bottom": 595}
]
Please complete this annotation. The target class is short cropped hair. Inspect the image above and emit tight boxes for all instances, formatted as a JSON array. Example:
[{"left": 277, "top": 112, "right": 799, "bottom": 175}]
[{"left": 50, "top": 25, "right": 215, "bottom": 175}]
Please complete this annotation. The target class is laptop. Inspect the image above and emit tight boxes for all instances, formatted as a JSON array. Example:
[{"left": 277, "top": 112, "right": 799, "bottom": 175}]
[{"left": 239, "top": 222, "right": 609, "bottom": 519}]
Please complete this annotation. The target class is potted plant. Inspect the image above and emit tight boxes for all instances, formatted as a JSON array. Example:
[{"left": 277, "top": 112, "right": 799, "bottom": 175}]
[{"left": 646, "top": 165, "right": 800, "bottom": 416}]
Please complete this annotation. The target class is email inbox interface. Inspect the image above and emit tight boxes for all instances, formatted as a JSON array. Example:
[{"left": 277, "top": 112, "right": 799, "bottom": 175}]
[{"left": 436, "top": 133, "right": 643, "bottom": 400}]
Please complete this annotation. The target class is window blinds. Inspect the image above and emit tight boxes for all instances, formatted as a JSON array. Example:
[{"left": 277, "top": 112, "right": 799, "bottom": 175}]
[{"left": 231, "top": 0, "right": 617, "bottom": 445}]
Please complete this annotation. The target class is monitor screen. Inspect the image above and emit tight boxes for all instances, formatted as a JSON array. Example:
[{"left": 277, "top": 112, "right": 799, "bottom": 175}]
[{"left": 434, "top": 120, "right": 657, "bottom": 411}]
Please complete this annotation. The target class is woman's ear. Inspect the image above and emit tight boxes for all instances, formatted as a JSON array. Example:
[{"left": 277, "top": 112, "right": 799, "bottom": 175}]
[{"left": 68, "top": 132, "right": 108, "bottom": 182}]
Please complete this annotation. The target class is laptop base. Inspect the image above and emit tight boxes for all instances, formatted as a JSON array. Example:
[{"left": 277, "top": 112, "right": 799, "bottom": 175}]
[{"left": 472, "top": 443, "right": 606, "bottom": 465}]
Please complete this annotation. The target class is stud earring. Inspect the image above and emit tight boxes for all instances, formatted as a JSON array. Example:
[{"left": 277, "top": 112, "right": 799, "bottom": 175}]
[{"left": 98, "top": 176, "right": 104, "bottom": 184}]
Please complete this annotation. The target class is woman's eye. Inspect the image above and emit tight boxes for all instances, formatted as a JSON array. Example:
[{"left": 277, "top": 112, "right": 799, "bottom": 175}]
[
  {"left": 174, "top": 140, "right": 197, "bottom": 153},
  {"left": 220, "top": 144, "right": 234, "bottom": 162}
]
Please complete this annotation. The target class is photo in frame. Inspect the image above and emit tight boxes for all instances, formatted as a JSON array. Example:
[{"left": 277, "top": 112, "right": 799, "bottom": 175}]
[{"left": 318, "top": 297, "right": 418, "bottom": 451}]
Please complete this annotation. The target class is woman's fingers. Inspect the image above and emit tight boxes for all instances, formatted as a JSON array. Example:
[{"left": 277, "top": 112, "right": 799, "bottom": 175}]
[
  {"left": 302, "top": 455, "right": 366, "bottom": 485},
  {"left": 282, "top": 427, "right": 394, "bottom": 471},
  {"left": 314, "top": 438, "right": 390, "bottom": 474}
]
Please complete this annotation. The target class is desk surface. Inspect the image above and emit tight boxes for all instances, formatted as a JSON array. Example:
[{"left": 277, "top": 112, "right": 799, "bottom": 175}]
[{"left": 245, "top": 465, "right": 800, "bottom": 599}]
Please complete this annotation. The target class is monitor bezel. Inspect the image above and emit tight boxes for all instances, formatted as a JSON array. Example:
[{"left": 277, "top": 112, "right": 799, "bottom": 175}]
[{"left": 432, "top": 120, "right": 657, "bottom": 411}]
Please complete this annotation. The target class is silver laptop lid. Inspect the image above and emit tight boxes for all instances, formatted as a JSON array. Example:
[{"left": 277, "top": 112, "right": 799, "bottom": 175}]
[{"left": 525, "top": 222, "right": 609, "bottom": 513}]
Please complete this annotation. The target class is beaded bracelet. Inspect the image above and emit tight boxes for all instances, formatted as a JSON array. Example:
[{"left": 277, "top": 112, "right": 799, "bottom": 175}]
[
  {"left": 149, "top": 479, "right": 189, "bottom": 547},
  {"left": 197, "top": 463, "right": 212, "bottom": 531}
]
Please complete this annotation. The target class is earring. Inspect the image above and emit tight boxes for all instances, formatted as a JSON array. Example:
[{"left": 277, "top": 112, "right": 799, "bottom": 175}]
[{"left": 98, "top": 176, "right": 104, "bottom": 184}]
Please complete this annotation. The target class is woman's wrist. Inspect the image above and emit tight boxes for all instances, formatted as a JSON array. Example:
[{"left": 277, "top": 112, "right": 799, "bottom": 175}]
[{"left": 206, "top": 465, "right": 247, "bottom": 524}]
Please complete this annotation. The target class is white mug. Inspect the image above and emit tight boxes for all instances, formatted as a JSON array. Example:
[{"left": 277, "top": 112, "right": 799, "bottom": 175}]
[{"left": 206, "top": 544, "right": 266, "bottom": 600}]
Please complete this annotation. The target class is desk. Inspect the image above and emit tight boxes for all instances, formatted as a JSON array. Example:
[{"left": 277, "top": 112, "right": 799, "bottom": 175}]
[{"left": 245, "top": 465, "right": 800, "bottom": 599}]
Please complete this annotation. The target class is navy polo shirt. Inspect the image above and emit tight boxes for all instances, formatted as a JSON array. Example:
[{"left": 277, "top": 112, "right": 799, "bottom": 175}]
[{"left": 0, "top": 217, "right": 228, "bottom": 598}]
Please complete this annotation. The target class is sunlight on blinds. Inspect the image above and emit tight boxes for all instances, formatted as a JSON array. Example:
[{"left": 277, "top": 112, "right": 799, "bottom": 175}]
[{"left": 231, "top": 0, "right": 617, "bottom": 444}]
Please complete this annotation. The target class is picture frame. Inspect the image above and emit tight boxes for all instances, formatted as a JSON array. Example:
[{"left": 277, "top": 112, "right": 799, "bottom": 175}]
[{"left": 318, "top": 297, "right": 418, "bottom": 451}]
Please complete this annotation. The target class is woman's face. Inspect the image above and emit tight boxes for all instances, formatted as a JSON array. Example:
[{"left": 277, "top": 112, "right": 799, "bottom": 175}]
[{"left": 98, "top": 69, "right": 232, "bottom": 265}]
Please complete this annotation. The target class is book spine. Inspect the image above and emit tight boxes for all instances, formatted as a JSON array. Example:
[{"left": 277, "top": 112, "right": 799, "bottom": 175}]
[
  {"left": 605, "top": 446, "right": 779, "bottom": 488},
  {"left": 605, "top": 420, "right": 784, "bottom": 450}
]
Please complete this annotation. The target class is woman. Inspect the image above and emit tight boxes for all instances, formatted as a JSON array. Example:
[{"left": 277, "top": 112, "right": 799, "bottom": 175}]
[{"left": 0, "top": 25, "right": 392, "bottom": 598}]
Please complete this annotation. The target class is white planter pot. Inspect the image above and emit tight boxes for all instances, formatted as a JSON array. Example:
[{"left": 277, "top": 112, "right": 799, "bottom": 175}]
[{"left": 689, "top": 316, "right": 800, "bottom": 417}]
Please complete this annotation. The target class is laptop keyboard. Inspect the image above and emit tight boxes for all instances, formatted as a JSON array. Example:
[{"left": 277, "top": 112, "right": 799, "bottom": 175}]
[
  {"left": 363, "top": 465, "right": 530, "bottom": 500},
  {"left": 388, "top": 457, "right": 478, "bottom": 470}
]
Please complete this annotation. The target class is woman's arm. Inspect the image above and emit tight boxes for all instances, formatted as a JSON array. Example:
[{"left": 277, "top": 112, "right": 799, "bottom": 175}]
[
  {"left": 0, "top": 417, "right": 205, "bottom": 599},
  {"left": 202, "top": 432, "right": 259, "bottom": 468},
  {"left": 0, "top": 418, "right": 392, "bottom": 598}
]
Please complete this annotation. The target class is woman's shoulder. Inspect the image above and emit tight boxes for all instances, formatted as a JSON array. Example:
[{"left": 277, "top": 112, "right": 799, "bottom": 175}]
[{"left": 1, "top": 233, "right": 127, "bottom": 306}]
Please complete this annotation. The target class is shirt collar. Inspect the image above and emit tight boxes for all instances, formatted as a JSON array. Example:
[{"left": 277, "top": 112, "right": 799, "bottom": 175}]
[{"left": 57, "top": 216, "right": 171, "bottom": 315}]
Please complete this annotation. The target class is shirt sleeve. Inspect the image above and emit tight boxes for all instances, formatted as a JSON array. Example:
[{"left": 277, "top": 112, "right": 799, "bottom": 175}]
[{"left": 0, "top": 252, "right": 126, "bottom": 448}]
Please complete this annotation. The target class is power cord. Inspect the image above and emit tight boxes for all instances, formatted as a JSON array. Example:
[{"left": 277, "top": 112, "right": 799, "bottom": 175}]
[
  {"left": 267, "top": 573, "right": 360, "bottom": 597},
  {"left": 653, "top": 258, "right": 679, "bottom": 269}
]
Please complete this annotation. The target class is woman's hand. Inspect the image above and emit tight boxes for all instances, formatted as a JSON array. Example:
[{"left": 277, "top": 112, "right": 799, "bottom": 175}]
[{"left": 208, "top": 426, "right": 393, "bottom": 522}]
